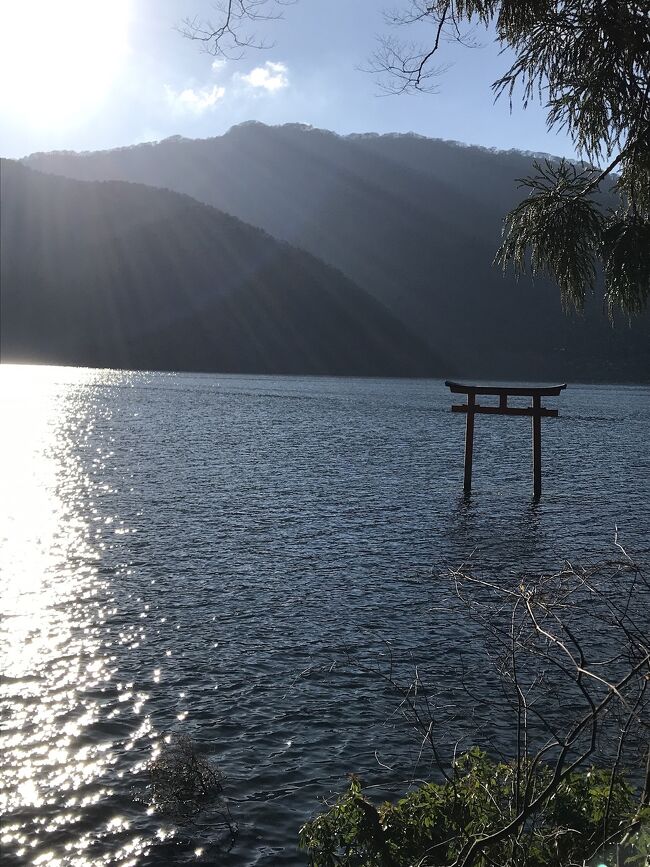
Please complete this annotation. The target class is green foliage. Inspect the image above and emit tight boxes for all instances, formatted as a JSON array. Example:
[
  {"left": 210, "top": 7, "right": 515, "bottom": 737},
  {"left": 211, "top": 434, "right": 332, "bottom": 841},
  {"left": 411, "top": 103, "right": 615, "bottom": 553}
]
[
  {"left": 601, "top": 216, "right": 650, "bottom": 317},
  {"left": 496, "top": 160, "right": 605, "bottom": 309},
  {"left": 496, "top": 160, "right": 650, "bottom": 317},
  {"left": 625, "top": 808, "right": 650, "bottom": 867},
  {"left": 299, "top": 749, "right": 642, "bottom": 867}
]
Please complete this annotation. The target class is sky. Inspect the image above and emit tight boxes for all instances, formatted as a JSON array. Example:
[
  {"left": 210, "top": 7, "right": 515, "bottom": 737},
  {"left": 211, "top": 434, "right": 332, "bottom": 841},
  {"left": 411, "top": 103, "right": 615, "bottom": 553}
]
[{"left": 0, "top": 0, "right": 579, "bottom": 160}]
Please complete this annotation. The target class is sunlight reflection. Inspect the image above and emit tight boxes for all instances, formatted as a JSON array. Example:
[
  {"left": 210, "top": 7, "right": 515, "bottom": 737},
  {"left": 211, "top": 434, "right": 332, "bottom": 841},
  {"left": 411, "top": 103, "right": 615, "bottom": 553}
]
[{"left": 0, "top": 365, "right": 155, "bottom": 866}]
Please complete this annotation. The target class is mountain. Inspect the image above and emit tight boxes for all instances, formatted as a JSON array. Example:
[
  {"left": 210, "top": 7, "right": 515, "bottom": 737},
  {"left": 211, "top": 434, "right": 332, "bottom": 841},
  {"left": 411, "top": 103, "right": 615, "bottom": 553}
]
[
  {"left": 24, "top": 123, "right": 650, "bottom": 382},
  {"left": 0, "top": 160, "right": 441, "bottom": 376}
]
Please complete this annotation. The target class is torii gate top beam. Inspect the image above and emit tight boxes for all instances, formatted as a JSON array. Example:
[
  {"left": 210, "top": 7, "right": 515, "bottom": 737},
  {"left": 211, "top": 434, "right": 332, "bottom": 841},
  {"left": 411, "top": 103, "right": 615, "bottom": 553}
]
[{"left": 445, "top": 381, "right": 567, "bottom": 397}]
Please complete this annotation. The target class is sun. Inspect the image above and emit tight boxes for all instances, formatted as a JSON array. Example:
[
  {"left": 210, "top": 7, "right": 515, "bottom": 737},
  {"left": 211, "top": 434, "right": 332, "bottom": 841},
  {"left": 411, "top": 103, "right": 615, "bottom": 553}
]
[{"left": 0, "top": 0, "right": 131, "bottom": 130}]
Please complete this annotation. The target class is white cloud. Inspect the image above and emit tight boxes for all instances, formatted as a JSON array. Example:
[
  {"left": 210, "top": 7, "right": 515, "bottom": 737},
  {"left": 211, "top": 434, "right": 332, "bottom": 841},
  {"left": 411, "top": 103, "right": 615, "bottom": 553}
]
[
  {"left": 240, "top": 61, "right": 289, "bottom": 92},
  {"left": 165, "top": 83, "right": 226, "bottom": 114},
  {"left": 211, "top": 59, "right": 227, "bottom": 72}
]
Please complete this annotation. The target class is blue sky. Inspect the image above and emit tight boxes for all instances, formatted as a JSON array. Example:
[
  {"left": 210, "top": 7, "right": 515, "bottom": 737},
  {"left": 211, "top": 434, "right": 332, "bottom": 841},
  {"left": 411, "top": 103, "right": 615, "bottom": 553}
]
[{"left": 0, "top": 0, "right": 578, "bottom": 159}]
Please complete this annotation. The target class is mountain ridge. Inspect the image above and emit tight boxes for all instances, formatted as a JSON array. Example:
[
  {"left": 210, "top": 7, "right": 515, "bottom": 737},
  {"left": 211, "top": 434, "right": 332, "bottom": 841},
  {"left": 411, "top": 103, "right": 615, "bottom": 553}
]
[
  {"left": 18, "top": 124, "right": 650, "bottom": 381},
  {"left": 1, "top": 159, "right": 441, "bottom": 377},
  {"left": 24, "top": 121, "right": 567, "bottom": 165}
]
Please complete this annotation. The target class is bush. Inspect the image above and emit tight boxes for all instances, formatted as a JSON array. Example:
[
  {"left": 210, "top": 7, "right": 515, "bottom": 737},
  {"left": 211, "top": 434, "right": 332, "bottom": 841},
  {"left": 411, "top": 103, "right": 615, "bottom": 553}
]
[{"left": 300, "top": 749, "right": 648, "bottom": 867}]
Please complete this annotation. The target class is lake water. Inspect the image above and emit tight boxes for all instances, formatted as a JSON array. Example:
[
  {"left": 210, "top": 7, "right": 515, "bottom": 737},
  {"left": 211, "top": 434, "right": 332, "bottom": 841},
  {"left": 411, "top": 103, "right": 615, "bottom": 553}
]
[{"left": 1, "top": 366, "right": 648, "bottom": 866}]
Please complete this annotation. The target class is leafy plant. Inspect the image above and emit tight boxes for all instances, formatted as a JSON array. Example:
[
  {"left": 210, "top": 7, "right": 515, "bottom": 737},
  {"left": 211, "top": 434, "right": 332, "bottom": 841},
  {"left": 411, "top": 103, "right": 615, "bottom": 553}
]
[{"left": 300, "top": 752, "right": 645, "bottom": 867}]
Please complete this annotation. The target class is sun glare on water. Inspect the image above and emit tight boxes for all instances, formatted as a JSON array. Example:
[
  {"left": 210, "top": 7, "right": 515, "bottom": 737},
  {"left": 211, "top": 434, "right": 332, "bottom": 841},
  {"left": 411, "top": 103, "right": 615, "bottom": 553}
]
[
  {"left": 0, "top": 0, "right": 131, "bottom": 129},
  {"left": 0, "top": 365, "right": 155, "bottom": 865}
]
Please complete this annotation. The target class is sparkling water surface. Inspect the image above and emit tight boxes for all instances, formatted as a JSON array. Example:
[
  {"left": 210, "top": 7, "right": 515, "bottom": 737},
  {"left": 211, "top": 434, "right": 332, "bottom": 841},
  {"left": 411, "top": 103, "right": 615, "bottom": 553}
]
[{"left": 1, "top": 366, "right": 648, "bottom": 866}]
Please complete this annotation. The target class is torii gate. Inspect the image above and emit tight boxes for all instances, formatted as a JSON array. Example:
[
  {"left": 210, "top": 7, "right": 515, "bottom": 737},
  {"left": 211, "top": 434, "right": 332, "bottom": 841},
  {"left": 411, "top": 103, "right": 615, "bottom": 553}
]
[{"left": 445, "top": 381, "right": 567, "bottom": 499}]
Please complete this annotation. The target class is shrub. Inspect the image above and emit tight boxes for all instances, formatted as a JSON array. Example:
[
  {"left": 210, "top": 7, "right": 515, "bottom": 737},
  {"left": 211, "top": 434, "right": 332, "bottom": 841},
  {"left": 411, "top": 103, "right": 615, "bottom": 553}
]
[{"left": 300, "top": 750, "right": 648, "bottom": 867}]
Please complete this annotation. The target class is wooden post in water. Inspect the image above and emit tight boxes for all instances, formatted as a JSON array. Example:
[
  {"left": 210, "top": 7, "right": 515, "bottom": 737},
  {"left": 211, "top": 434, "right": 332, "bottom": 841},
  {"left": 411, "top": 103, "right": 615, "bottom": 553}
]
[
  {"left": 532, "top": 394, "right": 542, "bottom": 499},
  {"left": 464, "top": 392, "right": 475, "bottom": 494},
  {"left": 445, "top": 381, "right": 566, "bottom": 499}
]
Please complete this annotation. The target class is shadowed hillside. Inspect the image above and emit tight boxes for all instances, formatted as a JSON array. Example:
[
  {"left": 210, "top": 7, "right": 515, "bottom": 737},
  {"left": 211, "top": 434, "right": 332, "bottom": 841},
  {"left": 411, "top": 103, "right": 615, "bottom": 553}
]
[
  {"left": 25, "top": 123, "right": 650, "bottom": 382},
  {"left": 0, "top": 160, "right": 441, "bottom": 376}
]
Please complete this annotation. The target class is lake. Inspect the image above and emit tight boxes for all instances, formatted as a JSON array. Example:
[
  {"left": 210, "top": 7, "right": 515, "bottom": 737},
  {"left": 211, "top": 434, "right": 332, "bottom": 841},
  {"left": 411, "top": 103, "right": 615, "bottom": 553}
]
[{"left": 1, "top": 366, "right": 648, "bottom": 866}]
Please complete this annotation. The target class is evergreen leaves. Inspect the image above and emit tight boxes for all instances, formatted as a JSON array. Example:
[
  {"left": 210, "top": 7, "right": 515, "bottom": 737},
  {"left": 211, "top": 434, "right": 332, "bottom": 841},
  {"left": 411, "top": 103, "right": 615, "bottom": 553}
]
[
  {"left": 495, "top": 160, "right": 605, "bottom": 310},
  {"left": 602, "top": 216, "right": 650, "bottom": 317}
]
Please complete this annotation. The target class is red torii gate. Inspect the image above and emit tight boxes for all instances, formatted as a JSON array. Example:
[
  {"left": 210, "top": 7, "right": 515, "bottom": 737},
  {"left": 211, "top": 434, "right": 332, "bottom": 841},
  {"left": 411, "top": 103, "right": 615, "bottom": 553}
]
[{"left": 445, "top": 381, "right": 567, "bottom": 499}]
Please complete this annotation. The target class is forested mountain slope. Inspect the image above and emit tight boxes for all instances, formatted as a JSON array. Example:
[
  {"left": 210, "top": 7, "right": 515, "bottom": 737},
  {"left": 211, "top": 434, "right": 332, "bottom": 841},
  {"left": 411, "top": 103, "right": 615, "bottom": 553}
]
[
  {"left": 24, "top": 123, "right": 650, "bottom": 382},
  {"left": 1, "top": 160, "right": 440, "bottom": 376}
]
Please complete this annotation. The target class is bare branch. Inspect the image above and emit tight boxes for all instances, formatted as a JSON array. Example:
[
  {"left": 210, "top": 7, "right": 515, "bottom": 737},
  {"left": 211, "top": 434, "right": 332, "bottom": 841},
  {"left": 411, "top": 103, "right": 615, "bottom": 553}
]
[{"left": 179, "top": 0, "right": 294, "bottom": 58}]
